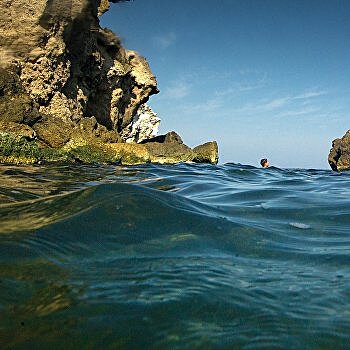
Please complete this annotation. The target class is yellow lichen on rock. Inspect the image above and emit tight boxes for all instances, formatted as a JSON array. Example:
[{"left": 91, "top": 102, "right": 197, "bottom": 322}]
[{"left": 106, "top": 143, "right": 150, "bottom": 165}]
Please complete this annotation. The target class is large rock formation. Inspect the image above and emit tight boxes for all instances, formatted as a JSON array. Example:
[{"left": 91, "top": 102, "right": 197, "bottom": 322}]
[
  {"left": 328, "top": 130, "right": 350, "bottom": 171},
  {"left": 0, "top": 0, "right": 218, "bottom": 165}
]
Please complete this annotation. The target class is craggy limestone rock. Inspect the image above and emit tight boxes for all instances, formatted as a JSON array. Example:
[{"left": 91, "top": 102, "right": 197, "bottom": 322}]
[
  {"left": 328, "top": 130, "right": 350, "bottom": 171},
  {"left": 0, "top": 0, "right": 219, "bottom": 165},
  {"left": 0, "top": 0, "right": 156, "bottom": 138},
  {"left": 122, "top": 103, "right": 160, "bottom": 143}
]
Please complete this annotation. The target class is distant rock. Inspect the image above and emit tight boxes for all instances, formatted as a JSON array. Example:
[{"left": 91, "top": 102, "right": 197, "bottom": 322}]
[{"left": 328, "top": 130, "right": 350, "bottom": 171}]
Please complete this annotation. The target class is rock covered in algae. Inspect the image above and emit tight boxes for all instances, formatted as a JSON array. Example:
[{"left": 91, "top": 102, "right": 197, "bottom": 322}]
[{"left": 0, "top": 130, "right": 218, "bottom": 166}]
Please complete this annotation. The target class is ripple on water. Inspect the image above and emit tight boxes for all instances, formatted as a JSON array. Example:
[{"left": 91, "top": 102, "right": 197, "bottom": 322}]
[{"left": 0, "top": 163, "right": 350, "bottom": 349}]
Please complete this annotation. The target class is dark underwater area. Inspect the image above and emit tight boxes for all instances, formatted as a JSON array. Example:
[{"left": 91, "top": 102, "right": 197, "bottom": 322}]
[{"left": 0, "top": 162, "right": 349, "bottom": 349}]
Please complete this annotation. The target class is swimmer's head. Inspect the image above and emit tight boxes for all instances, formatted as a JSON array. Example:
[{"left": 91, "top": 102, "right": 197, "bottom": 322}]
[{"left": 260, "top": 158, "right": 269, "bottom": 168}]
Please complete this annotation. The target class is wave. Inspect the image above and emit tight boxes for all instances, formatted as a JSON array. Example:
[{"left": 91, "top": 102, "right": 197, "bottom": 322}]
[{"left": 1, "top": 163, "right": 350, "bottom": 348}]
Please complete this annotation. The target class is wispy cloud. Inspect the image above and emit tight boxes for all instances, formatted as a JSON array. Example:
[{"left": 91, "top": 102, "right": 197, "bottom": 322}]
[
  {"left": 214, "top": 71, "right": 269, "bottom": 98},
  {"left": 182, "top": 97, "right": 223, "bottom": 115},
  {"left": 277, "top": 107, "right": 321, "bottom": 118},
  {"left": 238, "top": 72, "right": 269, "bottom": 92},
  {"left": 152, "top": 32, "right": 177, "bottom": 50},
  {"left": 291, "top": 90, "right": 327, "bottom": 101},
  {"left": 161, "top": 80, "right": 191, "bottom": 100},
  {"left": 235, "top": 89, "right": 327, "bottom": 115},
  {"left": 173, "top": 88, "right": 327, "bottom": 123}
]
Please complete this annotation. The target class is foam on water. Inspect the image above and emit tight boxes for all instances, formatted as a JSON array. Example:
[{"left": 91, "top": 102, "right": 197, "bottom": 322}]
[{"left": 0, "top": 163, "right": 350, "bottom": 349}]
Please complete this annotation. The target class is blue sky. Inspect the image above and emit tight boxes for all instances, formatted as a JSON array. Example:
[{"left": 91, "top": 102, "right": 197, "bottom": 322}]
[{"left": 102, "top": 0, "right": 350, "bottom": 168}]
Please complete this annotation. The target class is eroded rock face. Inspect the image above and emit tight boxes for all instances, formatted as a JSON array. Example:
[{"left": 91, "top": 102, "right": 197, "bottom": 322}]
[
  {"left": 0, "top": 0, "right": 157, "bottom": 142},
  {"left": 0, "top": 0, "right": 219, "bottom": 165},
  {"left": 328, "top": 130, "right": 350, "bottom": 171}
]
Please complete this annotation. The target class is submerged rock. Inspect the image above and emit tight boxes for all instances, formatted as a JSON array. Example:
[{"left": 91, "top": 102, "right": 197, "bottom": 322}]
[
  {"left": 328, "top": 130, "right": 350, "bottom": 171},
  {"left": 0, "top": 0, "right": 219, "bottom": 165}
]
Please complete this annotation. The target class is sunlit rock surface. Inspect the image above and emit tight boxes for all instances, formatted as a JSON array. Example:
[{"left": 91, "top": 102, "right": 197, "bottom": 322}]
[{"left": 122, "top": 104, "right": 160, "bottom": 143}]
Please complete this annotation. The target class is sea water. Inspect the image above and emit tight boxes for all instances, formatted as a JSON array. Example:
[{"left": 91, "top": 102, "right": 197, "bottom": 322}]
[{"left": 0, "top": 163, "right": 349, "bottom": 349}]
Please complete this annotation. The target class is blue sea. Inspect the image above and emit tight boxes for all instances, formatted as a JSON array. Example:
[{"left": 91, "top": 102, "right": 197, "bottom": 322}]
[{"left": 0, "top": 163, "right": 350, "bottom": 349}]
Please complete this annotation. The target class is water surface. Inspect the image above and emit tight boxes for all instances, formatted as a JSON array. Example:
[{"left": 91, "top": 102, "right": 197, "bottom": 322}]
[{"left": 0, "top": 163, "right": 349, "bottom": 349}]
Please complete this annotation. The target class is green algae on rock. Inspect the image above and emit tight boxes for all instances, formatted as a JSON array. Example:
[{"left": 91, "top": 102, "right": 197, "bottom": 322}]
[
  {"left": 0, "top": 133, "right": 65, "bottom": 164},
  {"left": 0, "top": 130, "right": 219, "bottom": 166}
]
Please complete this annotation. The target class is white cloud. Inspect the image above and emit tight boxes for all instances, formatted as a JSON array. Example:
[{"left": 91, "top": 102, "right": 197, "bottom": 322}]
[
  {"left": 234, "top": 89, "right": 328, "bottom": 115},
  {"left": 293, "top": 90, "right": 327, "bottom": 100},
  {"left": 161, "top": 80, "right": 191, "bottom": 100},
  {"left": 262, "top": 97, "right": 290, "bottom": 111},
  {"left": 182, "top": 97, "right": 223, "bottom": 115},
  {"left": 214, "top": 72, "right": 268, "bottom": 98},
  {"left": 152, "top": 32, "right": 177, "bottom": 50},
  {"left": 238, "top": 72, "right": 269, "bottom": 92},
  {"left": 277, "top": 107, "right": 320, "bottom": 118}
]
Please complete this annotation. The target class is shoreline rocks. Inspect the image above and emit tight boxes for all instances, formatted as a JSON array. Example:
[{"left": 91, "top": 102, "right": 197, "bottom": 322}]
[
  {"left": 0, "top": 0, "right": 218, "bottom": 166},
  {"left": 0, "top": 130, "right": 218, "bottom": 165}
]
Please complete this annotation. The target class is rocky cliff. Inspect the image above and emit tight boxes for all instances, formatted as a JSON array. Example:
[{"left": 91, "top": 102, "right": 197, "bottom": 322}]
[
  {"left": 328, "top": 130, "right": 350, "bottom": 171},
  {"left": 0, "top": 0, "right": 218, "bottom": 165}
]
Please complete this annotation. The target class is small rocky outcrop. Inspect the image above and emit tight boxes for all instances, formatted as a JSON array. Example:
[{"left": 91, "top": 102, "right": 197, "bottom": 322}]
[
  {"left": 142, "top": 131, "right": 218, "bottom": 164},
  {"left": 328, "top": 130, "right": 350, "bottom": 171},
  {"left": 193, "top": 142, "right": 219, "bottom": 164},
  {"left": 0, "top": 0, "right": 219, "bottom": 165}
]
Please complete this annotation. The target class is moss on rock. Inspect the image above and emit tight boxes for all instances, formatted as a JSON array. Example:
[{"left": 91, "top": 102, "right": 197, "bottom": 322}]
[
  {"left": 106, "top": 143, "right": 150, "bottom": 164},
  {"left": 67, "top": 145, "right": 116, "bottom": 164},
  {"left": 0, "top": 133, "right": 45, "bottom": 164}
]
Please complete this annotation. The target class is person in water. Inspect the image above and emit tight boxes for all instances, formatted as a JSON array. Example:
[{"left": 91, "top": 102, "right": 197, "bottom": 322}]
[{"left": 260, "top": 158, "right": 270, "bottom": 168}]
